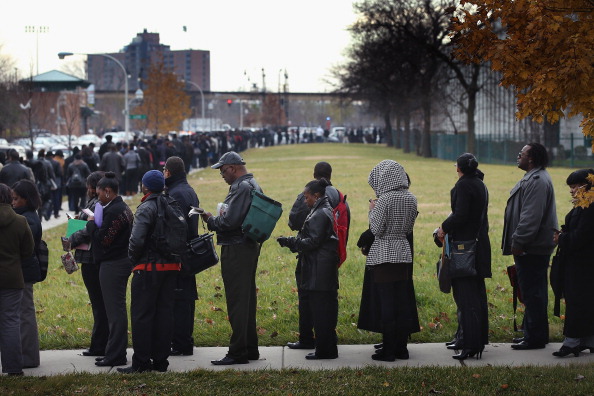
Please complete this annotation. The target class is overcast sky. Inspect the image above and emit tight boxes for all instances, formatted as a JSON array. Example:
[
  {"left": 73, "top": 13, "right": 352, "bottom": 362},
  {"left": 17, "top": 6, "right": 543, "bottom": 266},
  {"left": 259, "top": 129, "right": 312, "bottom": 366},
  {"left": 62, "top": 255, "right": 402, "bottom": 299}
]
[{"left": 1, "top": 1, "right": 358, "bottom": 92}]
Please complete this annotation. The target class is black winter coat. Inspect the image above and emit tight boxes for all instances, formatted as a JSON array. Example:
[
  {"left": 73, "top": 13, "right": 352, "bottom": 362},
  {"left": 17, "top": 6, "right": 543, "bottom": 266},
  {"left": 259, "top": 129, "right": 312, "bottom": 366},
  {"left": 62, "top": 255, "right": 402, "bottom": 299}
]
[
  {"left": 129, "top": 193, "right": 181, "bottom": 267},
  {"left": 86, "top": 196, "right": 133, "bottom": 263},
  {"left": 165, "top": 174, "right": 200, "bottom": 300},
  {"left": 14, "top": 207, "right": 41, "bottom": 283},
  {"left": 441, "top": 173, "right": 492, "bottom": 278},
  {"left": 285, "top": 197, "right": 339, "bottom": 291},
  {"left": 166, "top": 174, "right": 199, "bottom": 240},
  {"left": 558, "top": 204, "right": 594, "bottom": 338}
]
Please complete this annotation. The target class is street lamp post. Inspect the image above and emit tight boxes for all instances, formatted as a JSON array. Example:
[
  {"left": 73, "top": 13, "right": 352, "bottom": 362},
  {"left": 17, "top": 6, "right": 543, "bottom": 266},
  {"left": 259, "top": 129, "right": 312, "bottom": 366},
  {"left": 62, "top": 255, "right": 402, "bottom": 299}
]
[
  {"left": 58, "top": 52, "right": 129, "bottom": 134},
  {"left": 182, "top": 80, "right": 205, "bottom": 122}
]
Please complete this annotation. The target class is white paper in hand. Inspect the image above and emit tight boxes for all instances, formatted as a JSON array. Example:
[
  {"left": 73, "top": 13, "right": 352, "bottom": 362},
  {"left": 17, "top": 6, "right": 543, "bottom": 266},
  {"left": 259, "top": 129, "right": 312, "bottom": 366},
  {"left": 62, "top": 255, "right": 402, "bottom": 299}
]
[{"left": 189, "top": 206, "right": 204, "bottom": 217}]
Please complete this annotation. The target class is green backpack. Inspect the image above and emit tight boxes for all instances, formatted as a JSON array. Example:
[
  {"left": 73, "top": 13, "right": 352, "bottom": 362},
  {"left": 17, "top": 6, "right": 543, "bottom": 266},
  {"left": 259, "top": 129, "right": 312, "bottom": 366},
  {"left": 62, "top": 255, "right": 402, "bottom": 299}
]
[{"left": 242, "top": 187, "right": 283, "bottom": 244}]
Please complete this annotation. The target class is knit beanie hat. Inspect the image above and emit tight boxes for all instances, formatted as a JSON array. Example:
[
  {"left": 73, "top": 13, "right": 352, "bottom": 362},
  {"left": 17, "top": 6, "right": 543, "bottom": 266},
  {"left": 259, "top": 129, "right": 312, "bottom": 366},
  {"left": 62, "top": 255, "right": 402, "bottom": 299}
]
[{"left": 142, "top": 170, "right": 165, "bottom": 192}]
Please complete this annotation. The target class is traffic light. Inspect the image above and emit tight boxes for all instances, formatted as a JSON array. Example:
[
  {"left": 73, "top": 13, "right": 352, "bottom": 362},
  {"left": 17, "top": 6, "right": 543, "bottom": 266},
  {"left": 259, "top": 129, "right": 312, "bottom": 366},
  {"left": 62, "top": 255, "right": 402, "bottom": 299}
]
[{"left": 227, "top": 99, "right": 233, "bottom": 107}]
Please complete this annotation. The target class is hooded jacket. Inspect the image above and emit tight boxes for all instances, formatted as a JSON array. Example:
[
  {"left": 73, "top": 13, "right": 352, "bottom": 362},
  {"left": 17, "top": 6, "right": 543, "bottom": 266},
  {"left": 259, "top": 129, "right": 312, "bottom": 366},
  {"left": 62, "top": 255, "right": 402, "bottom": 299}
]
[
  {"left": 0, "top": 203, "right": 34, "bottom": 289},
  {"left": 366, "top": 160, "right": 417, "bottom": 266}
]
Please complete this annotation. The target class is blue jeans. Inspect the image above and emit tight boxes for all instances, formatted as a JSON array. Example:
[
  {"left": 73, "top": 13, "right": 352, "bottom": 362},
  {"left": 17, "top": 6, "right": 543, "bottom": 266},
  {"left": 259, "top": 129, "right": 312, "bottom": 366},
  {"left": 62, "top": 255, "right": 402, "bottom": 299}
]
[{"left": 515, "top": 254, "right": 550, "bottom": 345}]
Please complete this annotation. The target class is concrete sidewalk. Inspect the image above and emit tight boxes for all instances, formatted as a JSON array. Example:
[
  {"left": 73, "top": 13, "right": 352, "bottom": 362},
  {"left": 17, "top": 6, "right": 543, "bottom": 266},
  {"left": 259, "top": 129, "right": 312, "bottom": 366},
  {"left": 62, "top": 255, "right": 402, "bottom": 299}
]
[{"left": 22, "top": 343, "right": 594, "bottom": 376}]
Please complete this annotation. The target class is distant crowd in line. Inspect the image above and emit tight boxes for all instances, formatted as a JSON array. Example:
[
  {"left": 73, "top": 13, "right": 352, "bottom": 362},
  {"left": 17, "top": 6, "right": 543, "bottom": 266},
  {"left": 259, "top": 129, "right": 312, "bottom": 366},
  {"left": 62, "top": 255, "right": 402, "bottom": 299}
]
[{"left": 0, "top": 139, "right": 592, "bottom": 377}]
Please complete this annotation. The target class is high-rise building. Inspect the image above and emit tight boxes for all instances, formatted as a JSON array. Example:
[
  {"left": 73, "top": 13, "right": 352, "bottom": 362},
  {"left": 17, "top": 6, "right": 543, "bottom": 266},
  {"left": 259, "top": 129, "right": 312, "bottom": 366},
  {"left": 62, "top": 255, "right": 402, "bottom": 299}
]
[{"left": 86, "top": 29, "right": 210, "bottom": 93}]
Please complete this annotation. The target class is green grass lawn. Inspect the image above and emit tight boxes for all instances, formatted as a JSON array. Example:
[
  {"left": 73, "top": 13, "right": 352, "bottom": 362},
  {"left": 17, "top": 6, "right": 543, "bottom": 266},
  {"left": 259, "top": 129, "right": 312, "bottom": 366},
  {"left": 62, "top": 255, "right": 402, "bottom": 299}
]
[
  {"left": 3, "top": 365, "right": 594, "bottom": 395},
  {"left": 36, "top": 143, "right": 576, "bottom": 350}
]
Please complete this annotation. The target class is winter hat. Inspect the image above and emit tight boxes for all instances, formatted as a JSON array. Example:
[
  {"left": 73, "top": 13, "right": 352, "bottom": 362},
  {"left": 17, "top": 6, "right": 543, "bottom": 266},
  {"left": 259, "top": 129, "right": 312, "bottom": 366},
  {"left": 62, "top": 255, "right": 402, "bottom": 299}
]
[{"left": 142, "top": 170, "right": 165, "bottom": 192}]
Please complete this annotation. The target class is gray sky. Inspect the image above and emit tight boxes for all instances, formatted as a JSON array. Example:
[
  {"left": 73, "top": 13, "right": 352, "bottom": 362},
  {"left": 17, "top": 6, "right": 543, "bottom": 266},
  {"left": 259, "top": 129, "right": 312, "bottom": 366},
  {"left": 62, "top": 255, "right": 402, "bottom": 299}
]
[{"left": 1, "top": 0, "right": 357, "bottom": 92}]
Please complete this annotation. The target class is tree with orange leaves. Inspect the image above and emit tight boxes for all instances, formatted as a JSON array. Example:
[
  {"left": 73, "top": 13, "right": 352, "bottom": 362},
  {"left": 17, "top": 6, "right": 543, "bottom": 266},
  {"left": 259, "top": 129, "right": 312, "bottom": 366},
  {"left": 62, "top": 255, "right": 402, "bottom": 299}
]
[
  {"left": 450, "top": 0, "right": 594, "bottom": 150},
  {"left": 135, "top": 61, "right": 190, "bottom": 135}
]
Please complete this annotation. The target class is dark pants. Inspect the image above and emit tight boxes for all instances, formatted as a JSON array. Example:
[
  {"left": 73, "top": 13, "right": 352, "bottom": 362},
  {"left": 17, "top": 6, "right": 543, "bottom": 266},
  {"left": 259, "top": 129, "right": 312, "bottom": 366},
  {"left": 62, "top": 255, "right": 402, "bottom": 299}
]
[
  {"left": 295, "top": 270, "right": 314, "bottom": 345},
  {"left": 171, "top": 300, "right": 196, "bottom": 353},
  {"left": 81, "top": 263, "right": 108, "bottom": 354},
  {"left": 0, "top": 289, "right": 23, "bottom": 374},
  {"left": 131, "top": 270, "right": 177, "bottom": 371},
  {"left": 451, "top": 276, "right": 489, "bottom": 350},
  {"left": 515, "top": 254, "right": 550, "bottom": 345},
  {"left": 220, "top": 242, "right": 260, "bottom": 360},
  {"left": 308, "top": 290, "right": 338, "bottom": 357},
  {"left": 124, "top": 168, "right": 139, "bottom": 194},
  {"left": 99, "top": 257, "right": 131, "bottom": 362},
  {"left": 51, "top": 188, "right": 62, "bottom": 217},
  {"left": 172, "top": 274, "right": 198, "bottom": 353},
  {"left": 69, "top": 187, "right": 87, "bottom": 214}
]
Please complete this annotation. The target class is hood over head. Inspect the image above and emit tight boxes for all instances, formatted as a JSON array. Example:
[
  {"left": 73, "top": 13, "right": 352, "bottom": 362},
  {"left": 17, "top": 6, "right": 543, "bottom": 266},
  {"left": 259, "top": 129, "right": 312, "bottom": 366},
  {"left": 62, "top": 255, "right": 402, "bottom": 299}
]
[{"left": 368, "top": 160, "right": 408, "bottom": 197}]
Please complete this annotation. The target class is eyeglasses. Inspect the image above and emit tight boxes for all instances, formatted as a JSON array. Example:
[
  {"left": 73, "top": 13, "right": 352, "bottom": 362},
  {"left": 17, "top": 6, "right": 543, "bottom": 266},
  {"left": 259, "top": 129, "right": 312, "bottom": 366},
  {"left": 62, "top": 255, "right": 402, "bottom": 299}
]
[
  {"left": 517, "top": 152, "right": 528, "bottom": 159},
  {"left": 219, "top": 166, "right": 231, "bottom": 175}
]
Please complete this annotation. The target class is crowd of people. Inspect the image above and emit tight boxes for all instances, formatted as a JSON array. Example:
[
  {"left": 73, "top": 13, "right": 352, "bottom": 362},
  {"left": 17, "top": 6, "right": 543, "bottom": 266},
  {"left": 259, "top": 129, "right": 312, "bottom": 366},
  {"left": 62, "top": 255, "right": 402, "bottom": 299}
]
[{"left": 0, "top": 138, "right": 592, "bottom": 375}]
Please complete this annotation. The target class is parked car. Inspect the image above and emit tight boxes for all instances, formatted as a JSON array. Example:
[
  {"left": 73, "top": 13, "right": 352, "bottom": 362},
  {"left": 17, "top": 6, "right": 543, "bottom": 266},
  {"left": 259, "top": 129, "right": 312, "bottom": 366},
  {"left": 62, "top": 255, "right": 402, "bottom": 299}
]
[
  {"left": 102, "top": 131, "right": 137, "bottom": 144},
  {"left": 76, "top": 134, "right": 103, "bottom": 147}
]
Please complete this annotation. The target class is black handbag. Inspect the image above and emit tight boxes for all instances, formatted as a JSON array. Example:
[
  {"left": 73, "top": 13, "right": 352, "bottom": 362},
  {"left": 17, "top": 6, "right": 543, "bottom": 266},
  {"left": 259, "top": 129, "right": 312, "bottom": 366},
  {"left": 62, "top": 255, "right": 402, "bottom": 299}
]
[
  {"left": 449, "top": 238, "right": 478, "bottom": 278},
  {"left": 183, "top": 233, "right": 219, "bottom": 275},
  {"left": 447, "top": 183, "right": 487, "bottom": 279}
]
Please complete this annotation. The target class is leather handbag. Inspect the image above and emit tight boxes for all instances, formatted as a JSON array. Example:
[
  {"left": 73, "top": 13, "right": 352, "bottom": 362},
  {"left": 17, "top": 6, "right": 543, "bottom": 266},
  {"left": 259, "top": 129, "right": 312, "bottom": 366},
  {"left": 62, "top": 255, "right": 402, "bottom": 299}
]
[
  {"left": 183, "top": 233, "right": 219, "bottom": 275},
  {"left": 449, "top": 238, "right": 478, "bottom": 278},
  {"left": 447, "top": 183, "right": 487, "bottom": 279}
]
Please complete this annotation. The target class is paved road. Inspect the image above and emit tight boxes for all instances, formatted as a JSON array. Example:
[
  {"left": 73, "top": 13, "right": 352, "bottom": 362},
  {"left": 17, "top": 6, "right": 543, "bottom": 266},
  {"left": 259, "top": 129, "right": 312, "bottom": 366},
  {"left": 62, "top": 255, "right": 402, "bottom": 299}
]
[{"left": 21, "top": 343, "right": 594, "bottom": 376}]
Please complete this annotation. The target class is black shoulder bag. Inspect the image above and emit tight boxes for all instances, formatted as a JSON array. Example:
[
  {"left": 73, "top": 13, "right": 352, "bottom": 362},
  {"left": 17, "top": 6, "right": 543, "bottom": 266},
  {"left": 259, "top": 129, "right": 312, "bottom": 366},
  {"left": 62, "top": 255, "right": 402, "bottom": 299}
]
[
  {"left": 448, "top": 184, "right": 487, "bottom": 279},
  {"left": 182, "top": 218, "right": 219, "bottom": 275}
]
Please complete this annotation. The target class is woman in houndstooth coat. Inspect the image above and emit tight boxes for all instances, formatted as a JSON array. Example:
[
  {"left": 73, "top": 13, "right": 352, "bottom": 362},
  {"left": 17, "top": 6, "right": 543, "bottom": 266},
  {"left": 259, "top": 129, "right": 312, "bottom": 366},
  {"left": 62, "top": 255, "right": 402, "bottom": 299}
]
[{"left": 365, "top": 160, "right": 418, "bottom": 362}]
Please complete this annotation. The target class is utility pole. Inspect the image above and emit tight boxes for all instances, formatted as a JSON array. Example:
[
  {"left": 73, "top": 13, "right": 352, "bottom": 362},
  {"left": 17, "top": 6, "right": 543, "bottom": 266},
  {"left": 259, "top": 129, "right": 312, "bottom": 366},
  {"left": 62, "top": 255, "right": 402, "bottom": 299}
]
[{"left": 25, "top": 25, "right": 49, "bottom": 75}]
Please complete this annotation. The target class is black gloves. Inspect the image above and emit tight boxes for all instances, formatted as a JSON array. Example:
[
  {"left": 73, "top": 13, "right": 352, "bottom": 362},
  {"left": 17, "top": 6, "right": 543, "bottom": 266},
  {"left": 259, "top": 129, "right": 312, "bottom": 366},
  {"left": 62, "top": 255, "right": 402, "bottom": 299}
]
[{"left": 277, "top": 237, "right": 289, "bottom": 248}]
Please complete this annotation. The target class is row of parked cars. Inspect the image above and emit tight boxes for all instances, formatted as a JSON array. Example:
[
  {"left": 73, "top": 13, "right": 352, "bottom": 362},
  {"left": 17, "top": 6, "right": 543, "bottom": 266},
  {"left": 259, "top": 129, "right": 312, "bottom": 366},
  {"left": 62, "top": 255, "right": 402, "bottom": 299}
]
[{"left": 0, "top": 132, "right": 132, "bottom": 161}]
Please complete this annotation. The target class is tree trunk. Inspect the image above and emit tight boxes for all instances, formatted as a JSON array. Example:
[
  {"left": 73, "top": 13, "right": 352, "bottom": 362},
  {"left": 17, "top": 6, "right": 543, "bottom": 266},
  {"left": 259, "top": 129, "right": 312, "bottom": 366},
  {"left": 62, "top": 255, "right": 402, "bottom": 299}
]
[
  {"left": 466, "top": 64, "right": 480, "bottom": 154},
  {"left": 394, "top": 114, "right": 402, "bottom": 149},
  {"left": 384, "top": 110, "right": 393, "bottom": 147},
  {"left": 403, "top": 111, "right": 411, "bottom": 154},
  {"left": 421, "top": 95, "right": 432, "bottom": 158},
  {"left": 467, "top": 89, "right": 477, "bottom": 154}
]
